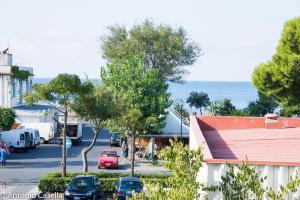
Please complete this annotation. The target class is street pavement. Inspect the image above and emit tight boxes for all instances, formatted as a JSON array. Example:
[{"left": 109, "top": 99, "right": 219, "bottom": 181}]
[
  {"left": 0, "top": 127, "right": 116, "bottom": 198},
  {"left": 0, "top": 126, "right": 169, "bottom": 199}
]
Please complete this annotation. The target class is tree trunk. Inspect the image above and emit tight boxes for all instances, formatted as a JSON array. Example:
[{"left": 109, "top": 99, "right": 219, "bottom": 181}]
[
  {"left": 200, "top": 108, "right": 202, "bottom": 116},
  {"left": 130, "top": 132, "right": 136, "bottom": 177},
  {"left": 82, "top": 127, "right": 100, "bottom": 172},
  {"left": 61, "top": 109, "right": 67, "bottom": 177}
]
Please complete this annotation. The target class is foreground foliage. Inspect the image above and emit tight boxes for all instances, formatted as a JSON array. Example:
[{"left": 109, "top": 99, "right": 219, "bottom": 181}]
[
  {"left": 38, "top": 172, "right": 170, "bottom": 193},
  {"left": 207, "top": 162, "right": 300, "bottom": 200},
  {"left": 130, "top": 139, "right": 203, "bottom": 200}
]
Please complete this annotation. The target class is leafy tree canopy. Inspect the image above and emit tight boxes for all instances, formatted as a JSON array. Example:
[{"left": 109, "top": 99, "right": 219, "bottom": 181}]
[
  {"left": 245, "top": 91, "right": 279, "bottom": 117},
  {"left": 186, "top": 91, "right": 210, "bottom": 115},
  {"left": 100, "top": 20, "right": 201, "bottom": 83},
  {"left": 72, "top": 85, "right": 126, "bottom": 130},
  {"left": 209, "top": 98, "right": 236, "bottom": 116},
  {"left": 0, "top": 108, "right": 16, "bottom": 131},
  {"left": 253, "top": 17, "right": 300, "bottom": 107},
  {"left": 25, "top": 74, "right": 92, "bottom": 109},
  {"left": 101, "top": 54, "right": 172, "bottom": 134}
]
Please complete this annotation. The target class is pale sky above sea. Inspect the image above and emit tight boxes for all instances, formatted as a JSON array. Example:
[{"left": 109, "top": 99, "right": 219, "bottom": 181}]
[{"left": 0, "top": 0, "right": 299, "bottom": 81}]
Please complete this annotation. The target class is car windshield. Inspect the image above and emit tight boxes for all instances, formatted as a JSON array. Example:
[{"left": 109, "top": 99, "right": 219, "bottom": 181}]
[
  {"left": 120, "top": 181, "right": 142, "bottom": 190},
  {"left": 111, "top": 132, "right": 120, "bottom": 138},
  {"left": 101, "top": 151, "right": 117, "bottom": 157},
  {"left": 70, "top": 177, "right": 94, "bottom": 188}
]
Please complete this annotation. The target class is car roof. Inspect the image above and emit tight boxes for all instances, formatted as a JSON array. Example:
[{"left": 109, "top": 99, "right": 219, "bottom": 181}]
[
  {"left": 101, "top": 149, "right": 117, "bottom": 152},
  {"left": 119, "top": 177, "right": 140, "bottom": 181}
]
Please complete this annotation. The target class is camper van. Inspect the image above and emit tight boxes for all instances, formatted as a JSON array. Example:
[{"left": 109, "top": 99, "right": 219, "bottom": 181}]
[
  {"left": 0, "top": 129, "right": 31, "bottom": 152},
  {"left": 17, "top": 123, "right": 56, "bottom": 144}
]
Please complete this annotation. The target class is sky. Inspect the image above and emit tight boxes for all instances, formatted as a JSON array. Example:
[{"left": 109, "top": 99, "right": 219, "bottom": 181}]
[{"left": 0, "top": 0, "right": 299, "bottom": 81}]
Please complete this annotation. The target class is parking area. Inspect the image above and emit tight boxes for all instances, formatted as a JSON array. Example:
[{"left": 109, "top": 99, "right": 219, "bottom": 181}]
[{"left": 0, "top": 126, "right": 169, "bottom": 197}]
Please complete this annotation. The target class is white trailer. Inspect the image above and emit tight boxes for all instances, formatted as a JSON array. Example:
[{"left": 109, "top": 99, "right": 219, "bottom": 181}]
[{"left": 17, "top": 122, "right": 56, "bottom": 144}]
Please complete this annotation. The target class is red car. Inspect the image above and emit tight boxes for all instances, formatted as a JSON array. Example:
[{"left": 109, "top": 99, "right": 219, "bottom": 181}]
[{"left": 98, "top": 149, "right": 119, "bottom": 169}]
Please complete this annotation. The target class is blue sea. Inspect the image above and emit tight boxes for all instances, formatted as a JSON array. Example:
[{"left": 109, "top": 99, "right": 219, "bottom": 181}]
[{"left": 33, "top": 78, "right": 258, "bottom": 109}]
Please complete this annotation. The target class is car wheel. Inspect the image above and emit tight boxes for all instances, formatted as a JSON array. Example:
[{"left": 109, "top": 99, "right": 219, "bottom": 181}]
[
  {"left": 40, "top": 137, "right": 46, "bottom": 144},
  {"left": 9, "top": 146, "right": 15, "bottom": 153}
]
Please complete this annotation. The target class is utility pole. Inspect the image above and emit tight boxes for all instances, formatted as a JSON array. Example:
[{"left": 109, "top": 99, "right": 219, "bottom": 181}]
[{"left": 180, "top": 104, "right": 183, "bottom": 142}]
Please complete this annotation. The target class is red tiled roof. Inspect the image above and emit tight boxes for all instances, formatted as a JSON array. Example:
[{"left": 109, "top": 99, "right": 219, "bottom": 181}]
[
  {"left": 203, "top": 128, "right": 300, "bottom": 163},
  {"left": 192, "top": 116, "right": 300, "bottom": 166}
]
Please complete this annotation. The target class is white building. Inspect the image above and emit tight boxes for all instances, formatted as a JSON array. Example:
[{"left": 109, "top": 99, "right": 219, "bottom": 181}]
[
  {"left": 0, "top": 50, "right": 33, "bottom": 108},
  {"left": 190, "top": 115, "right": 300, "bottom": 199}
]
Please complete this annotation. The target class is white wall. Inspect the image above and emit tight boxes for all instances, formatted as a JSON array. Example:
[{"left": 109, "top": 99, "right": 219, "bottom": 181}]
[
  {"left": 199, "top": 163, "right": 300, "bottom": 200},
  {"left": 161, "top": 108, "right": 189, "bottom": 135}
]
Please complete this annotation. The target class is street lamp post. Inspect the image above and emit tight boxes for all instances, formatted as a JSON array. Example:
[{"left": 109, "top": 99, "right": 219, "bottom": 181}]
[{"left": 180, "top": 104, "right": 183, "bottom": 142}]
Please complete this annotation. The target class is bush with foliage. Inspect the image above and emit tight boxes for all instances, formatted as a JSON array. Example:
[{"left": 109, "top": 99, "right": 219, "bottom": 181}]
[
  {"left": 206, "top": 162, "right": 300, "bottom": 200},
  {"left": 0, "top": 108, "right": 16, "bottom": 131},
  {"left": 38, "top": 172, "right": 170, "bottom": 193},
  {"left": 130, "top": 139, "right": 203, "bottom": 200}
]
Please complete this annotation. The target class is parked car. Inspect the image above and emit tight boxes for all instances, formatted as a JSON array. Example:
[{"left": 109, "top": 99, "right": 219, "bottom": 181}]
[
  {"left": 0, "top": 129, "right": 31, "bottom": 152},
  {"left": 110, "top": 132, "right": 122, "bottom": 147},
  {"left": 115, "top": 177, "right": 143, "bottom": 200},
  {"left": 64, "top": 175, "right": 100, "bottom": 200},
  {"left": 98, "top": 149, "right": 119, "bottom": 169}
]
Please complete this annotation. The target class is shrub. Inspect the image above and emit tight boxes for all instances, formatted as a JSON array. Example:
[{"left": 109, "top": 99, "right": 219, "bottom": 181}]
[{"left": 38, "top": 172, "right": 171, "bottom": 193}]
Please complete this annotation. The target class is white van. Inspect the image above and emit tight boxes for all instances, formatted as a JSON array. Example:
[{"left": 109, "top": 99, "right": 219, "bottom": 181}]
[
  {"left": 0, "top": 130, "right": 31, "bottom": 152},
  {"left": 26, "top": 128, "right": 40, "bottom": 148},
  {"left": 17, "top": 123, "right": 55, "bottom": 144}
]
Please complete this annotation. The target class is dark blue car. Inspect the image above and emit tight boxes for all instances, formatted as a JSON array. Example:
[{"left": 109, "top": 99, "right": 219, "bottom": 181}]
[
  {"left": 115, "top": 177, "right": 143, "bottom": 200},
  {"left": 64, "top": 175, "right": 100, "bottom": 200}
]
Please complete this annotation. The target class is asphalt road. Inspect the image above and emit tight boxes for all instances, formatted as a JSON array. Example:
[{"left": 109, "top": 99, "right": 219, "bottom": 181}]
[{"left": 0, "top": 126, "right": 121, "bottom": 195}]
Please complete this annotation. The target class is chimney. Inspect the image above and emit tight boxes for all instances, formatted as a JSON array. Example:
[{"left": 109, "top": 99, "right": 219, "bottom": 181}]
[
  {"left": 265, "top": 113, "right": 279, "bottom": 129},
  {"left": 0, "top": 52, "right": 13, "bottom": 66}
]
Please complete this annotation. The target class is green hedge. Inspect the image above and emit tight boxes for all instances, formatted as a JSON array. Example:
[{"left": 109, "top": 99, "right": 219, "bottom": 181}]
[
  {"left": 44, "top": 172, "right": 171, "bottom": 179},
  {"left": 38, "top": 172, "right": 171, "bottom": 193}
]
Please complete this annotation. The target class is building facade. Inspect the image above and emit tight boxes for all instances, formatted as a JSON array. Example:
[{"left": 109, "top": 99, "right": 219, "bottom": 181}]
[{"left": 0, "top": 51, "right": 33, "bottom": 108}]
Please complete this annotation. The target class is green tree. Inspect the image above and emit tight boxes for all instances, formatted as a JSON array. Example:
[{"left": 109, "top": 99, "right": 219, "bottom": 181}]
[
  {"left": 173, "top": 99, "right": 190, "bottom": 120},
  {"left": 253, "top": 17, "right": 300, "bottom": 107},
  {"left": 71, "top": 85, "right": 126, "bottom": 172},
  {"left": 25, "top": 74, "right": 92, "bottom": 177},
  {"left": 101, "top": 55, "right": 171, "bottom": 176},
  {"left": 280, "top": 105, "right": 300, "bottom": 117},
  {"left": 130, "top": 139, "right": 203, "bottom": 200},
  {"left": 0, "top": 108, "right": 16, "bottom": 131},
  {"left": 246, "top": 91, "right": 279, "bottom": 117},
  {"left": 100, "top": 20, "right": 201, "bottom": 83},
  {"left": 186, "top": 91, "right": 210, "bottom": 115},
  {"left": 208, "top": 98, "right": 236, "bottom": 116}
]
